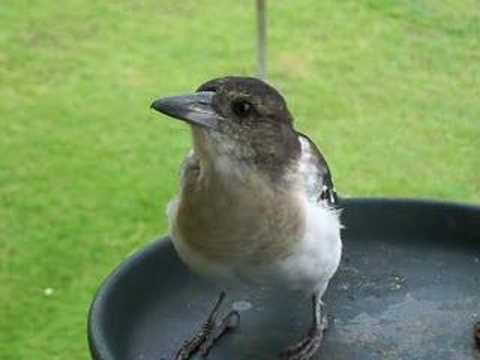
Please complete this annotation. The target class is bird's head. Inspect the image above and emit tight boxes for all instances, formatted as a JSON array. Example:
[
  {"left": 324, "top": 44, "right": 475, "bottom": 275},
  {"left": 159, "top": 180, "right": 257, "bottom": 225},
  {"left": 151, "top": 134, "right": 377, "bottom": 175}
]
[{"left": 151, "top": 76, "right": 300, "bottom": 176}]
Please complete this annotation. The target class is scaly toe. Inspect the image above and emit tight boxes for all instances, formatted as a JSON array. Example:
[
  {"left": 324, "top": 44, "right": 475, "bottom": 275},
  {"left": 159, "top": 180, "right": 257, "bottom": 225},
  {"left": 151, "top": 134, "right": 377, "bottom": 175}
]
[
  {"left": 199, "top": 310, "right": 240, "bottom": 357},
  {"left": 175, "top": 292, "right": 240, "bottom": 360},
  {"left": 278, "top": 329, "right": 323, "bottom": 360}
]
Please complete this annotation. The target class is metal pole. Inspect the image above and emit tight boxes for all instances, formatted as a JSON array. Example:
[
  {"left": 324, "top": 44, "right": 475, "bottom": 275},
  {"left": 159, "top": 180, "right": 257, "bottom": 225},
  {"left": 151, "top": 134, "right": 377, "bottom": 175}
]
[{"left": 256, "top": 0, "right": 267, "bottom": 80}]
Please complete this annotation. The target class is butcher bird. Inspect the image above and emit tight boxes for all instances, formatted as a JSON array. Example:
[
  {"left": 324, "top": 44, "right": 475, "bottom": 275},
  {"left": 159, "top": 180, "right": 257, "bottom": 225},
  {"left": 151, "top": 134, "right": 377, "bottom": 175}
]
[{"left": 150, "top": 76, "right": 342, "bottom": 360}]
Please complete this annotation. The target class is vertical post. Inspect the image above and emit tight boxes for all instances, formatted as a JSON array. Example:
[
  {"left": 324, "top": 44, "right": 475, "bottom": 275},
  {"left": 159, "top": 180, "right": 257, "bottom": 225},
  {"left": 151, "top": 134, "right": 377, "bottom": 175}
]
[{"left": 256, "top": 0, "right": 267, "bottom": 80}]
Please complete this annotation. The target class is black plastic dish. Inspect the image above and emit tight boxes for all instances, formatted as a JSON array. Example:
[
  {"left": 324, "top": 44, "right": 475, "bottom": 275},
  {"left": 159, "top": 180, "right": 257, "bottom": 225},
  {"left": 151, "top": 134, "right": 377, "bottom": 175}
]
[{"left": 88, "top": 198, "right": 480, "bottom": 359}]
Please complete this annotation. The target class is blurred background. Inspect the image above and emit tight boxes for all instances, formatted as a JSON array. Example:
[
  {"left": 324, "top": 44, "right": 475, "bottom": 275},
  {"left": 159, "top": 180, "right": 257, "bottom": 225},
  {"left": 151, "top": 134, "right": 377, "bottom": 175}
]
[{"left": 0, "top": 0, "right": 478, "bottom": 359}]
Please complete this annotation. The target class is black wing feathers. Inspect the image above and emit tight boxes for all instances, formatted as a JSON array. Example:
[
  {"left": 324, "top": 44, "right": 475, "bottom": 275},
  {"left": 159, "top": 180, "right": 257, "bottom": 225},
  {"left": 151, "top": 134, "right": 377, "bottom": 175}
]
[{"left": 296, "top": 131, "right": 338, "bottom": 206}]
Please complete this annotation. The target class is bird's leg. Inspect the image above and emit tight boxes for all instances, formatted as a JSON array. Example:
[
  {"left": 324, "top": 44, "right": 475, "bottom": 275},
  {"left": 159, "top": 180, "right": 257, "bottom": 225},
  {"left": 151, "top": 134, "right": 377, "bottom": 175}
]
[
  {"left": 278, "top": 293, "right": 328, "bottom": 360},
  {"left": 175, "top": 291, "right": 240, "bottom": 360}
]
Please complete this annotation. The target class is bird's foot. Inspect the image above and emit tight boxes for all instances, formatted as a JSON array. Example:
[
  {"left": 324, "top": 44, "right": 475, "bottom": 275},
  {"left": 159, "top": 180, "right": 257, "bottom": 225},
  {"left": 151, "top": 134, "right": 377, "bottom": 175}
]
[
  {"left": 474, "top": 321, "right": 480, "bottom": 350},
  {"left": 175, "top": 291, "right": 240, "bottom": 360},
  {"left": 278, "top": 296, "right": 328, "bottom": 360}
]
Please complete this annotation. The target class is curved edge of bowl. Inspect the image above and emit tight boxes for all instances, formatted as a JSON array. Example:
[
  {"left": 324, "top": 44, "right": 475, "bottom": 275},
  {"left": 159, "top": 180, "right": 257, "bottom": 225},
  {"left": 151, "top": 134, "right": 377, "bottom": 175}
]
[{"left": 87, "top": 237, "right": 172, "bottom": 360}]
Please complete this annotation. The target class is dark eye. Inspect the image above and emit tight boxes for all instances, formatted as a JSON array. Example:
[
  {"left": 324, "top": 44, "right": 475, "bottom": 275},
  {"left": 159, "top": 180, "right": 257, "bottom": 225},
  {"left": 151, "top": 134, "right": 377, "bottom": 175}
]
[{"left": 231, "top": 100, "right": 253, "bottom": 117}]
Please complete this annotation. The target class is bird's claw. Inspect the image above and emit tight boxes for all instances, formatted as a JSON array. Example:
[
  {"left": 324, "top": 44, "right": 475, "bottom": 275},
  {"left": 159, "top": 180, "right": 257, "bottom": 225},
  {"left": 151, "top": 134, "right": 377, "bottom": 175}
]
[
  {"left": 174, "top": 292, "right": 240, "bottom": 360},
  {"left": 278, "top": 296, "right": 328, "bottom": 360},
  {"left": 278, "top": 328, "right": 325, "bottom": 360}
]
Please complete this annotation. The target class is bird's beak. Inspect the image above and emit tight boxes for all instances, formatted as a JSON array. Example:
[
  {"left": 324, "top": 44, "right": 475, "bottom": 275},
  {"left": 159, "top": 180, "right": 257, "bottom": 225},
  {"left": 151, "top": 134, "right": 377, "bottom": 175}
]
[{"left": 150, "top": 91, "right": 220, "bottom": 130}]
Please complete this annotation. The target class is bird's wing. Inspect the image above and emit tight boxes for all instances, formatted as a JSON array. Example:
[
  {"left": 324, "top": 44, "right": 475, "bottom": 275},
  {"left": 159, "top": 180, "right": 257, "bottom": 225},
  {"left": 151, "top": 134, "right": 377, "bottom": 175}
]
[{"left": 296, "top": 131, "right": 338, "bottom": 206}]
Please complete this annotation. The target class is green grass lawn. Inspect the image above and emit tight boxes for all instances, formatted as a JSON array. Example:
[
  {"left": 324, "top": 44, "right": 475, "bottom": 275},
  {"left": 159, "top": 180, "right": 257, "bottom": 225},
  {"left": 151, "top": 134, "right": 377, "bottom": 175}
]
[{"left": 1, "top": 0, "right": 478, "bottom": 358}]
